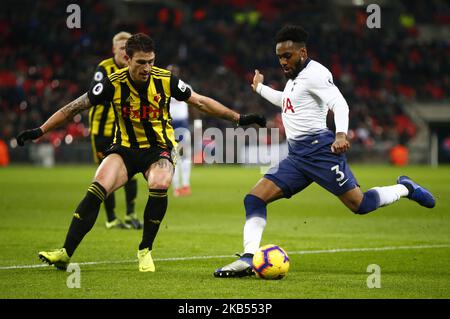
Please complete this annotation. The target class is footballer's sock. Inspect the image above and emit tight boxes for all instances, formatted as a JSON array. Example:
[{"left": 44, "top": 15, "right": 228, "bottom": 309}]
[
  {"left": 181, "top": 158, "right": 191, "bottom": 187},
  {"left": 356, "top": 184, "right": 409, "bottom": 214},
  {"left": 125, "top": 178, "right": 137, "bottom": 215},
  {"left": 63, "top": 182, "right": 106, "bottom": 256},
  {"left": 243, "top": 194, "right": 267, "bottom": 255},
  {"left": 372, "top": 185, "right": 409, "bottom": 206},
  {"left": 104, "top": 192, "right": 116, "bottom": 222},
  {"left": 139, "top": 189, "right": 168, "bottom": 250}
]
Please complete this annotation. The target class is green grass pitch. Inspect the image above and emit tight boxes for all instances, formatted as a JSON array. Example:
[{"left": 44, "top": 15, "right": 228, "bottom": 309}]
[{"left": 0, "top": 164, "right": 449, "bottom": 299}]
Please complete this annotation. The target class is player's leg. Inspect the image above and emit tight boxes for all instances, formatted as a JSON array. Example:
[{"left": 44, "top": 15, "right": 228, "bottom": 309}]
[
  {"left": 93, "top": 135, "right": 129, "bottom": 229},
  {"left": 295, "top": 131, "right": 435, "bottom": 214},
  {"left": 103, "top": 192, "right": 116, "bottom": 223},
  {"left": 339, "top": 176, "right": 435, "bottom": 214},
  {"left": 309, "top": 156, "right": 410, "bottom": 214},
  {"left": 214, "top": 178, "right": 291, "bottom": 278},
  {"left": 243, "top": 178, "right": 284, "bottom": 253},
  {"left": 64, "top": 154, "right": 129, "bottom": 254},
  {"left": 124, "top": 177, "right": 142, "bottom": 229},
  {"left": 215, "top": 156, "right": 311, "bottom": 278},
  {"left": 38, "top": 154, "right": 129, "bottom": 269},
  {"left": 138, "top": 157, "right": 174, "bottom": 272}
]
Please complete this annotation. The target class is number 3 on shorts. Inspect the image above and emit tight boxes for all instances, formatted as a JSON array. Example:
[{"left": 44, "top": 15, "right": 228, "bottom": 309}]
[{"left": 331, "top": 164, "right": 345, "bottom": 182}]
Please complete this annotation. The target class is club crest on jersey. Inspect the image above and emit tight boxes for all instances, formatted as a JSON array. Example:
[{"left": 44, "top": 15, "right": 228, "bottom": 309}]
[{"left": 154, "top": 94, "right": 162, "bottom": 104}]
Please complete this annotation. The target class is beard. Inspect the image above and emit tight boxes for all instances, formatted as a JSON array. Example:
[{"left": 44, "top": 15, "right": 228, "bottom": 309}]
[{"left": 284, "top": 59, "right": 303, "bottom": 80}]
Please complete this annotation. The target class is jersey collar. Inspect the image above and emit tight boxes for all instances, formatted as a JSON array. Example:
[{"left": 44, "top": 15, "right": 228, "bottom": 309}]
[
  {"left": 127, "top": 70, "right": 150, "bottom": 93},
  {"left": 294, "top": 57, "right": 312, "bottom": 79}
]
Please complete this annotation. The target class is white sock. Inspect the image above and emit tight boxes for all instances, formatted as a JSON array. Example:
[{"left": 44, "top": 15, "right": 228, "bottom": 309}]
[
  {"left": 371, "top": 184, "right": 409, "bottom": 207},
  {"left": 181, "top": 158, "right": 191, "bottom": 187},
  {"left": 243, "top": 216, "right": 266, "bottom": 255}
]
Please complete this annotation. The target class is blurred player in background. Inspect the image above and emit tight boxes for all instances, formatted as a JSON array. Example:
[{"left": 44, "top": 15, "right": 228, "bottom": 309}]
[
  {"left": 215, "top": 25, "right": 436, "bottom": 278},
  {"left": 17, "top": 33, "right": 266, "bottom": 273},
  {"left": 89, "top": 31, "right": 142, "bottom": 230},
  {"left": 167, "top": 64, "right": 192, "bottom": 197}
]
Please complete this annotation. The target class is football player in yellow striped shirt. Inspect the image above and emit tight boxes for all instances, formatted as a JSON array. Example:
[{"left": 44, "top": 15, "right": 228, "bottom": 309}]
[
  {"left": 89, "top": 32, "right": 141, "bottom": 230},
  {"left": 17, "top": 33, "right": 266, "bottom": 272}
]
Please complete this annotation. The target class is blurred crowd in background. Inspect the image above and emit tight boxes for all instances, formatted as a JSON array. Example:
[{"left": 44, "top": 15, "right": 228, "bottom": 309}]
[{"left": 1, "top": 0, "right": 449, "bottom": 156}]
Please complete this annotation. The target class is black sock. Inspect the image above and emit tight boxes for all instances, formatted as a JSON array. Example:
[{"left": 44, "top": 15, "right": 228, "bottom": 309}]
[
  {"left": 125, "top": 178, "right": 137, "bottom": 215},
  {"left": 104, "top": 192, "right": 116, "bottom": 222},
  {"left": 139, "top": 189, "right": 168, "bottom": 250},
  {"left": 63, "top": 182, "right": 107, "bottom": 256}
]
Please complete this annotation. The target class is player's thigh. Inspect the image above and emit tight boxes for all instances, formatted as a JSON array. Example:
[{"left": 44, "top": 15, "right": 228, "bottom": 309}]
[
  {"left": 249, "top": 178, "right": 285, "bottom": 204},
  {"left": 145, "top": 158, "right": 174, "bottom": 189},
  {"left": 93, "top": 153, "right": 128, "bottom": 194},
  {"left": 338, "top": 186, "right": 364, "bottom": 212},
  {"left": 251, "top": 156, "right": 312, "bottom": 203},
  {"left": 262, "top": 156, "right": 312, "bottom": 201}
]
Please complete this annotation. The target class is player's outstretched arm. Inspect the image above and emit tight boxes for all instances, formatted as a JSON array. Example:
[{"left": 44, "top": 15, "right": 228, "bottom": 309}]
[
  {"left": 187, "top": 91, "right": 266, "bottom": 127},
  {"left": 16, "top": 93, "right": 92, "bottom": 146}
]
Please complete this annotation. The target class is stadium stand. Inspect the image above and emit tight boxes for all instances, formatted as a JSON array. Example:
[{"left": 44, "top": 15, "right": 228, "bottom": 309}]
[{"left": 1, "top": 0, "right": 449, "bottom": 163}]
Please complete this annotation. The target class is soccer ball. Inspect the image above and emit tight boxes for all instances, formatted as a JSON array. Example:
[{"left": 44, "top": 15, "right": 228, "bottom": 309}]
[{"left": 252, "top": 244, "right": 290, "bottom": 279}]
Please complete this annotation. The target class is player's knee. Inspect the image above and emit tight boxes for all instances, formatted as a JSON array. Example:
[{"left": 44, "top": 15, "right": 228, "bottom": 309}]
[
  {"left": 148, "top": 180, "right": 171, "bottom": 190},
  {"left": 354, "top": 189, "right": 380, "bottom": 215},
  {"left": 149, "top": 175, "right": 171, "bottom": 189}
]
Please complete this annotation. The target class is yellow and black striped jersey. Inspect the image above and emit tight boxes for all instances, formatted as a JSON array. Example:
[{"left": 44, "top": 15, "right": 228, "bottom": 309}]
[
  {"left": 89, "top": 58, "right": 123, "bottom": 137},
  {"left": 87, "top": 66, "right": 191, "bottom": 149}
]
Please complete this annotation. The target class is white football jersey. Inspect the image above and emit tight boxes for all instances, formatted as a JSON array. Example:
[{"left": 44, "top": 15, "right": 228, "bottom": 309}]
[
  {"left": 280, "top": 59, "right": 349, "bottom": 140},
  {"left": 170, "top": 84, "right": 192, "bottom": 121}
]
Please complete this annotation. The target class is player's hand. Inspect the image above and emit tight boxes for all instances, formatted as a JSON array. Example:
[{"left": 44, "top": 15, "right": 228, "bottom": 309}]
[
  {"left": 331, "top": 132, "right": 350, "bottom": 154},
  {"left": 251, "top": 69, "right": 264, "bottom": 92},
  {"left": 16, "top": 128, "right": 43, "bottom": 146},
  {"left": 238, "top": 113, "right": 267, "bottom": 127}
]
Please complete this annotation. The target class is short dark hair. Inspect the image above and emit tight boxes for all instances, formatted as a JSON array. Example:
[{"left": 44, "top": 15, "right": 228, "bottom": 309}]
[
  {"left": 125, "top": 33, "right": 155, "bottom": 58},
  {"left": 275, "top": 25, "right": 308, "bottom": 46}
]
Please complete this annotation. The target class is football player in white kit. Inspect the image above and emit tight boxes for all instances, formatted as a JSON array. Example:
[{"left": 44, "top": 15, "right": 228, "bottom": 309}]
[
  {"left": 168, "top": 65, "right": 192, "bottom": 197},
  {"left": 214, "top": 25, "right": 435, "bottom": 278}
]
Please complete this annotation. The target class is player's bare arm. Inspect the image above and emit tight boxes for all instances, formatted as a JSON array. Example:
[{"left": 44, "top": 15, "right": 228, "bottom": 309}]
[
  {"left": 43, "top": 93, "right": 92, "bottom": 133},
  {"left": 187, "top": 91, "right": 266, "bottom": 127},
  {"left": 16, "top": 93, "right": 92, "bottom": 146},
  {"left": 187, "top": 91, "right": 239, "bottom": 122}
]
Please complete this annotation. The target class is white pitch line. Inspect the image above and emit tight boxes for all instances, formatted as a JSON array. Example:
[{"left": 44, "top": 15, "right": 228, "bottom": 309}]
[{"left": 0, "top": 244, "right": 449, "bottom": 270}]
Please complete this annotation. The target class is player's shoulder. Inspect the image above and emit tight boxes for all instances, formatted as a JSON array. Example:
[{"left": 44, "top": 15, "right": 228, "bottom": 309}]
[
  {"left": 303, "top": 60, "right": 331, "bottom": 76},
  {"left": 108, "top": 67, "right": 129, "bottom": 83},
  {"left": 299, "top": 59, "right": 332, "bottom": 84},
  {"left": 98, "top": 57, "right": 115, "bottom": 68},
  {"left": 151, "top": 66, "right": 171, "bottom": 78}
]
